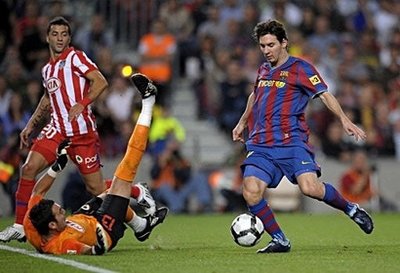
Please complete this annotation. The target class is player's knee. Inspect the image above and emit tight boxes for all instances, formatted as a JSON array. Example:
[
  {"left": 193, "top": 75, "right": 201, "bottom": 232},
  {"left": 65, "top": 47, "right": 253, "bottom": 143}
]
[
  {"left": 21, "top": 161, "right": 42, "bottom": 178},
  {"left": 243, "top": 186, "right": 263, "bottom": 205},
  {"left": 299, "top": 180, "right": 322, "bottom": 198}
]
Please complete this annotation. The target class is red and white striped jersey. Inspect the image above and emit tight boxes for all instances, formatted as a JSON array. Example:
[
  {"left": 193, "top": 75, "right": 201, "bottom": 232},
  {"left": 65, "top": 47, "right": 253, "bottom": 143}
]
[{"left": 42, "top": 47, "right": 98, "bottom": 137}]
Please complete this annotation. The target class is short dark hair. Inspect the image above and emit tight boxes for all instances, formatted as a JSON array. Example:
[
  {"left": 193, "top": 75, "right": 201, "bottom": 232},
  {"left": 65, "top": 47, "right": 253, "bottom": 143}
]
[
  {"left": 252, "top": 19, "right": 288, "bottom": 43},
  {"left": 47, "top": 16, "right": 72, "bottom": 35},
  {"left": 29, "top": 199, "right": 56, "bottom": 236}
]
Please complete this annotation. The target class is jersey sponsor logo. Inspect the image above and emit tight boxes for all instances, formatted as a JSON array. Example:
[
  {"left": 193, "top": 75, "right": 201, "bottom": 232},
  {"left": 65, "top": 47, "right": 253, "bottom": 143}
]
[
  {"left": 75, "top": 155, "right": 98, "bottom": 168},
  {"left": 258, "top": 80, "right": 286, "bottom": 88},
  {"left": 66, "top": 220, "right": 85, "bottom": 232},
  {"left": 46, "top": 77, "right": 61, "bottom": 94},
  {"left": 308, "top": 75, "right": 321, "bottom": 85}
]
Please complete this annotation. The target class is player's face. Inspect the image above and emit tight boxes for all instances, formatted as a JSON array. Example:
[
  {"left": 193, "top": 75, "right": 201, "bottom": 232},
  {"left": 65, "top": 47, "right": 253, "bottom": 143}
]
[
  {"left": 47, "top": 24, "right": 71, "bottom": 57},
  {"left": 51, "top": 203, "right": 67, "bottom": 231},
  {"left": 258, "top": 34, "right": 288, "bottom": 67}
]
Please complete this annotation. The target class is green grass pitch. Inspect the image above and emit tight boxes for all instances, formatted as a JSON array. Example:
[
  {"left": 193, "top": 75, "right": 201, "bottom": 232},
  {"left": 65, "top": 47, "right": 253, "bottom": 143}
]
[{"left": 0, "top": 213, "right": 399, "bottom": 273}]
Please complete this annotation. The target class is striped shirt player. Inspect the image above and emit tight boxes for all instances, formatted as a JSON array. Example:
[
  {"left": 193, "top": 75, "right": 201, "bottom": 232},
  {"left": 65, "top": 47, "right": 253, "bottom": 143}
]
[
  {"left": 244, "top": 56, "right": 325, "bottom": 185},
  {"left": 0, "top": 16, "right": 108, "bottom": 243},
  {"left": 23, "top": 73, "right": 167, "bottom": 255},
  {"left": 232, "top": 19, "right": 373, "bottom": 254}
]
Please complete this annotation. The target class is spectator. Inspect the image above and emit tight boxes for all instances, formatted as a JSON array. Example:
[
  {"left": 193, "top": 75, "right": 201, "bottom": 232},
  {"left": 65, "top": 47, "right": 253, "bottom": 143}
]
[
  {"left": 73, "top": 13, "right": 114, "bottom": 61},
  {"left": 18, "top": 15, "right": 49, "bottom": 73},
  {"left": 105, "top": 75, "right": 137, "bottom": 125},
  {"left": 217, "top": 58, "right": 250, "bottom": 135},
  {"left": 339, "top": 149, "right": 397, "bottom": 211},
  {"left": 150, "top": 148, "right": 212, "bottom": 213},
  {"left": 148, "top": 106, "right": 186, "bottom": 158},
  {"left": 138, "top": 18, "right": 177, "bottom": 107},
  {"left": 158, "top": 0, "right": 195, "bottom": 77},
  {"left": 0, "top": 92, "right": 30, "bottom": 139}
]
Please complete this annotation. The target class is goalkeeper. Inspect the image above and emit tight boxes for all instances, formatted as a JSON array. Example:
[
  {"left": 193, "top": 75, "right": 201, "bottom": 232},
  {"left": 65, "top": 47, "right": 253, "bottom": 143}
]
[{"left": 23, "top": 74, "right": 168, "bottom": 255}]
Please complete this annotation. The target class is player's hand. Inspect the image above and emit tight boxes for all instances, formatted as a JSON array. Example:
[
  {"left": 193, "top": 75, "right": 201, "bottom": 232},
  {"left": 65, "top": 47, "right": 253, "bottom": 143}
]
[
  {"left": 232, "top": 122, "right": 246, "bottom": 143},
  {"left": 19, "top": 125, "right": 34, "bottom": 149},
  {"left": 51, "top": 139, "right": 71, "bottom": 173},
  {"left": 92, "top": 224, "right": 107, "bottom": 255},
  {"left": 68, "top": 103, "right": 85, "bottom": 121}
]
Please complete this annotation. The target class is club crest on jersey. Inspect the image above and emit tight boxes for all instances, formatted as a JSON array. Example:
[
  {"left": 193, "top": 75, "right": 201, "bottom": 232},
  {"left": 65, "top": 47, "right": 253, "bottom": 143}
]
[
  {"left": 308, "top": 75, "right": 321, "bottom": 85},
  {"left": 59, "top": 60, "right": 66, "bottom": 69},
  {"left": 46, "top": 77, "right": 61, "bottom": 94}
]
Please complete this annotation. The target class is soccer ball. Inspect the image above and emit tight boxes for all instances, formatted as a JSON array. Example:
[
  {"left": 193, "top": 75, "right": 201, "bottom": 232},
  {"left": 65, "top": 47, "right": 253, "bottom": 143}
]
[{"left": 230, "top": 213, "right": 264, "bottom": 247}]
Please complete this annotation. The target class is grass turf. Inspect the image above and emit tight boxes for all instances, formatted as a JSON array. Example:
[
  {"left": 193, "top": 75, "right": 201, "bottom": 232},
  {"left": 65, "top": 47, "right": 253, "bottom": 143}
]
[{"left": 0, "top": 212, "right": 399, "bottom": 273}]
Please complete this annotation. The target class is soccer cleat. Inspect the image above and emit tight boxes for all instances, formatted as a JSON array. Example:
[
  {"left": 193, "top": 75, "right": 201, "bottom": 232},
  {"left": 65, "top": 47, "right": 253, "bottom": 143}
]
[
  {"left": 134, "top": 207, "right": 168, "bottom": 242},
  {"left": 136, "top": 182, "right": 156, "bottom": 215},
  {"left": 350, "top": 204, "right": 374, "bottom": 234},
  {"left": 257, "top": 238, "right": 291, "bottom": 254},
  {"left": 0, "top": 223, "right": 26, "bottom": 243},
  {"left": 130, "top": 73, "right": 157, "bottom": 99}
]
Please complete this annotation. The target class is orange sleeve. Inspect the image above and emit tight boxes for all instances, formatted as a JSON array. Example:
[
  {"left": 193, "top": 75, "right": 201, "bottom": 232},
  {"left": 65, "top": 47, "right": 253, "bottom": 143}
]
[{"left": 59, "top": 238, "right": 88, "bottom": 255}]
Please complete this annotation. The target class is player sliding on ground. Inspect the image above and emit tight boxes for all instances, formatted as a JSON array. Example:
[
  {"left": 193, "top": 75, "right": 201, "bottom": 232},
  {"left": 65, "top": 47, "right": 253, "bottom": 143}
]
[
  {"left": 23, "top": 74, "right": 167, "bottom": 255},
  {"left": 232, "top": 20, "right": 374, "bottom": 254}
]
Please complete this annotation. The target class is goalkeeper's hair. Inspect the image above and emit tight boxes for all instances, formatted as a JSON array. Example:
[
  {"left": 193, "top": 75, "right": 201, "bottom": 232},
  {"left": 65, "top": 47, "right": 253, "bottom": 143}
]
[
  {"left": 47, "top": 16, "right": 72, "bottom": 35},
  {"left": 29, "top": 199, "right": 56, "bottom": 236}
]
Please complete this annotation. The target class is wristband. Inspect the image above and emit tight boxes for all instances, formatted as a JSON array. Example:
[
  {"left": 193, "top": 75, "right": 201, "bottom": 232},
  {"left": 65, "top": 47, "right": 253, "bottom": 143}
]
[
  {"left": 79, "top": 97, "right": 92, "bottom": 108},
  {"left": 47, "top": 168, "right": 58, "bottom": 178}
]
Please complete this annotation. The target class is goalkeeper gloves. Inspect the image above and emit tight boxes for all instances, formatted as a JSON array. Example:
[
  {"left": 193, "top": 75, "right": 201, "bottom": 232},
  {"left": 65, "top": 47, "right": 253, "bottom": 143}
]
[{"left": 91, "top": 224, "right": 108, "bottom": 255}]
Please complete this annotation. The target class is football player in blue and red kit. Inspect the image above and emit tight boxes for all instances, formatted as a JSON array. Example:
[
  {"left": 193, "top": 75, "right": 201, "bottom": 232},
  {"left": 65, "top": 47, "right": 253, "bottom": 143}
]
[{"left": 232, "top": 19, "right": 373, "bottom": 254}]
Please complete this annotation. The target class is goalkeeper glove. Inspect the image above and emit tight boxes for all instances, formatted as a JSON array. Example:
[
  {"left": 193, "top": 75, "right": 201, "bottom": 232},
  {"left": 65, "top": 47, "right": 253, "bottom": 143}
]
[
  {"left": 48, "top": 139, "right": 71, "bottom": 177},
  {"left": 91, "top": 224, "right": 108, "bottom": 255}
]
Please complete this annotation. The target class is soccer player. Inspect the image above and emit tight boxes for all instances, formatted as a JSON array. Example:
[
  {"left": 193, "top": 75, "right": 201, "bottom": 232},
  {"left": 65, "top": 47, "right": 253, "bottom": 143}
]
[
  {"left": 23, "top": 73, "right": 167, "bottom": 255},
  {"left": 0, "top": 16, "right": 110, "bottom": 242},
  {"left": 232, "top": 20, "right": 374, "bottom": 254}
]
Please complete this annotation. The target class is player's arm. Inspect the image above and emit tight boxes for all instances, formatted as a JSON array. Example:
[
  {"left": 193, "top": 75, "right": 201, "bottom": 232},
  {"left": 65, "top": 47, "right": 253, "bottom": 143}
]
[
  {"left": 319, "top": 92, "right": 366, "bottom": 141},
  {"left": 31, "top": 140, "right": 70, "bottom": 197},
  {"left": 20, "top": 92, "right": 51, "bottom": 148},
  {"left": 68, "top": 69, "right": 108, "bottom": 121},
  {"left": 232, "top": 92, "right": 255, "bottom": 143}
]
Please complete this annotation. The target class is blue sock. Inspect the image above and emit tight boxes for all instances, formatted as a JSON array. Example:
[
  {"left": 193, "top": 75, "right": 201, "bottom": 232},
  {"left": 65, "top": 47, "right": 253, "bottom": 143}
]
[
  {"left": 323, "top": 182, "right": 355, "bottom": 215},
  {"left": 248, "top": 199, "right": 286, "bottom": 241}
]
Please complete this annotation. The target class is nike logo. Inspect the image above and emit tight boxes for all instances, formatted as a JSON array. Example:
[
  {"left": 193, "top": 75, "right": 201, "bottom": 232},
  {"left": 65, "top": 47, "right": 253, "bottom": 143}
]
[
  {"left": 87, "top": 163, "right": 97, "bottom": 169},
  {"left": 301, "top": 161, "right": 312, "bottom": 165},
  {"left": 247, "top": 151, "right": 254, "bottom": 158}
]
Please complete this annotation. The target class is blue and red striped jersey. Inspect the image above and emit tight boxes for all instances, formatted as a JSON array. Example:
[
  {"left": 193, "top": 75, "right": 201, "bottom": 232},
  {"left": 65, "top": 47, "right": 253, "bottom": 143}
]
[{"left": 247, "top": 56, "right": 328, "bottom": 147}]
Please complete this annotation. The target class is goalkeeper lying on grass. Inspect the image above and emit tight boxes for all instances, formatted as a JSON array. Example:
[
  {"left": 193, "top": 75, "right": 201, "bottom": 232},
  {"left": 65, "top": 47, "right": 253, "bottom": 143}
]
[{"left": 23, "top": 74, "right": 168, "bottom": 255}]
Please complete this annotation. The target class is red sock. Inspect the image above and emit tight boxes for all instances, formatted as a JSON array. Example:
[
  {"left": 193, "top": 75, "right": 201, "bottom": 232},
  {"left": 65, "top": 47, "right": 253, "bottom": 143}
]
[
  {"left": 131, "top": 185, "right": 140, "bottom": 199},
  {"left": 15, "top": 178, "right": 35, "bottom": 224},
  {"left": 104, "top": 178, "right": 140, "bottom": 198}
]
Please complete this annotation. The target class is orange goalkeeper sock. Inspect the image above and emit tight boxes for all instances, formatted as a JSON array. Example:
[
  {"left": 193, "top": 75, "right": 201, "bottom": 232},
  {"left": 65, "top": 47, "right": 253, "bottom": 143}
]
[{"left": 114, "top": 125, "right": 149, "bottom": 182}]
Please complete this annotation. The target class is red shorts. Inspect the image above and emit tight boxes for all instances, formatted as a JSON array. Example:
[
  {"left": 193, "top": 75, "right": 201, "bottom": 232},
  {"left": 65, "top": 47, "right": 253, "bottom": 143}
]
[{"left": 31, "top": 124, "right": 102, "bottom": 174}]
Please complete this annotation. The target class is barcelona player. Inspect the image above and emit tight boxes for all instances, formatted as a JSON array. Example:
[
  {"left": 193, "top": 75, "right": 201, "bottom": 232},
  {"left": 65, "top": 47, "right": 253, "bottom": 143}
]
[
  {"left": 232, "top": 20, "right": 373, "bottom": 253},
  {"left": 23, "top": 74, "right": 167, "bottom": 255}
]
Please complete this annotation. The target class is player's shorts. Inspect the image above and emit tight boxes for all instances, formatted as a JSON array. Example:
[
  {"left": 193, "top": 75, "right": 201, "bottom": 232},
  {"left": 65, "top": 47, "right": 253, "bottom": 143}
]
[
  {"left": 241, "top": 145, "right": 321, "bottom": 188},
  {"left": 31, "top": 123, "right": 101, "bottom": 174},
  {"left": 92, "top": 194, "right": 128, "bottom": 250}
]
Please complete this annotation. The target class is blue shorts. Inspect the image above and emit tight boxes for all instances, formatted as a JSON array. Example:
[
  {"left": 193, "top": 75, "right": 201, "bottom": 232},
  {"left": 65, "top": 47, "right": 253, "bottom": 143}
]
[{"left": 241, "top": 145, "right": 321, "bottom": 188}]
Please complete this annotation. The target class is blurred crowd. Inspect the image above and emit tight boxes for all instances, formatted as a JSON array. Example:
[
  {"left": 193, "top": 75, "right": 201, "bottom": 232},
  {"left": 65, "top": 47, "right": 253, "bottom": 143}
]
[{"left": 0, "top": 0, "right": 399, "bottom": 214}]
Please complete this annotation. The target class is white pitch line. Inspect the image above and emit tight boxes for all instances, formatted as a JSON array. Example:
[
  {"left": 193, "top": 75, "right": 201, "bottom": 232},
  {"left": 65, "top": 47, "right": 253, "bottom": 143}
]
[{"left": 0, "top": 245, "right": 118, "bottom": 273}]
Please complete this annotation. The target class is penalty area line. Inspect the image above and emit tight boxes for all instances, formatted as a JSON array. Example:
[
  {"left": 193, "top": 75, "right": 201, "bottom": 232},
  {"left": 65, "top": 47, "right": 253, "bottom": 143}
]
[{"left": 0, "top": 245, "right": 117, "bottom": 273}]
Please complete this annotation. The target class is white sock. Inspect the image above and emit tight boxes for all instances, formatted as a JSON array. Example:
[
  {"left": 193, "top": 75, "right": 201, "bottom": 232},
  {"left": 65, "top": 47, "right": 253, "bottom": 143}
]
[
  {"left": 137, "top": 97, "right": 155, "bottom": 127},
  {"left": 126, "top": 214, "right": 147, "bottom": 232}
]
